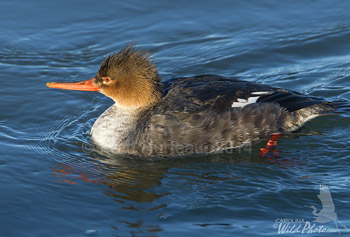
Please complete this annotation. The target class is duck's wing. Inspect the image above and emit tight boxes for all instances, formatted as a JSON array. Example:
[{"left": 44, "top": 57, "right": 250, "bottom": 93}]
[{"left": 163, "top": 75, "right": 327, "bottom": 113}]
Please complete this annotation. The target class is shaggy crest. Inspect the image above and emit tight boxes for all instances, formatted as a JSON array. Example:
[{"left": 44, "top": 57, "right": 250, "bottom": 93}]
[{"left": 95, "top": 43, "right": 163, "bottom": 109}]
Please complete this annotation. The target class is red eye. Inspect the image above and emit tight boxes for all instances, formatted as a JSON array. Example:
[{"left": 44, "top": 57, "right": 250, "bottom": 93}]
[{"left": 103, "top": 77, "right": 111, "bottom": 83}]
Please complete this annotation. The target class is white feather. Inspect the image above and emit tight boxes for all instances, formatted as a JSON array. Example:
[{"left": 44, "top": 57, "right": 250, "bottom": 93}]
[
  {"left": 231, "top": 91, "right": 271, "bottom": 108},
  {"left": 251, "top": 91, "right": 271, "bottom": 95}
]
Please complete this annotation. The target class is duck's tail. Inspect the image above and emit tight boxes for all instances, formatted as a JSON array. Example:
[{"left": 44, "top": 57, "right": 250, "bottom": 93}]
[
  {"left": 287, "top": 99, "right": 350, "bottom": 132},
  {"left": 329, "top": 100, "right": 350, "bottom": 113}
]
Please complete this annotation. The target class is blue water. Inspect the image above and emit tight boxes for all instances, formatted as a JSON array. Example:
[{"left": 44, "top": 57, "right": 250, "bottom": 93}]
[{"left": 1, "top": 0, "right": 350, "bottom": 236}]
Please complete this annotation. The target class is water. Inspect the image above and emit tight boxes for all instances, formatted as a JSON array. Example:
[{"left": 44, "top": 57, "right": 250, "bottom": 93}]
[{"left": 1, "top": 0, "right": 350, "bottom": 236}]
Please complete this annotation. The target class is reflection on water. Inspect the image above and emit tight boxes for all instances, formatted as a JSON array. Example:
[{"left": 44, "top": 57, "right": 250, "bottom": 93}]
[{"left": 47, "top": 140, "right": 312, "bottom": 235}]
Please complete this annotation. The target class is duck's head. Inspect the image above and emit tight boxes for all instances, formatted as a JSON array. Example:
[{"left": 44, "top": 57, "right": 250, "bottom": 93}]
[{"left": 47, "top": 44, "right": 163, "bottom": 110}]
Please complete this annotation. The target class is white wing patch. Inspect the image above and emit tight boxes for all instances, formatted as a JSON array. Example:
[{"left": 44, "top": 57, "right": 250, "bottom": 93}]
[
  {"left": 251, "top": 91, "right": 272, "bottom": 95},
  {"left": 231, "top": 91, "right": 272, "bottom": 108}
]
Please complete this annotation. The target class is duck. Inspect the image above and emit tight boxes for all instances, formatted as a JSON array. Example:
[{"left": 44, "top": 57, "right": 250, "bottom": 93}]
[{"left": 46, "top": 43, "right": 344, "bottom": 158}]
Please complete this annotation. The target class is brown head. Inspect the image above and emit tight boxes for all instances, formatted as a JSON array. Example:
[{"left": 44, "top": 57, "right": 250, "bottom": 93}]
[{"left": 47, "top": 44, "right": 163, "bottom": 110}]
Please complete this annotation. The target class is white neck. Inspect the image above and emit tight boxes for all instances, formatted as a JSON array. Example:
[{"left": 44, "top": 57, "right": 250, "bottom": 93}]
[{"left": 90, "top": 104, "right": 140, "bottom": 153}]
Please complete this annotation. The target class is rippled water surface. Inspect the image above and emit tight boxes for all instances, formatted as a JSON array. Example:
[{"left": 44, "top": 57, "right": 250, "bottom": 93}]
[{"left": 1, "top": 0, "right": 350, "bottom": 236}]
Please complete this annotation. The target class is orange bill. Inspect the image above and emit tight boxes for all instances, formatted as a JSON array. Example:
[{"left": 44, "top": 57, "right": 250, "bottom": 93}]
[{"left": 46, "top": 78, "right": 100, "bottom": 92}]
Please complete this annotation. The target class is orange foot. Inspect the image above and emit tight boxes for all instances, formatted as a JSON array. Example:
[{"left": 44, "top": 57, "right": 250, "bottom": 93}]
[{"left": 259, "top": 134, "right": 281, "bottom": 159}]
